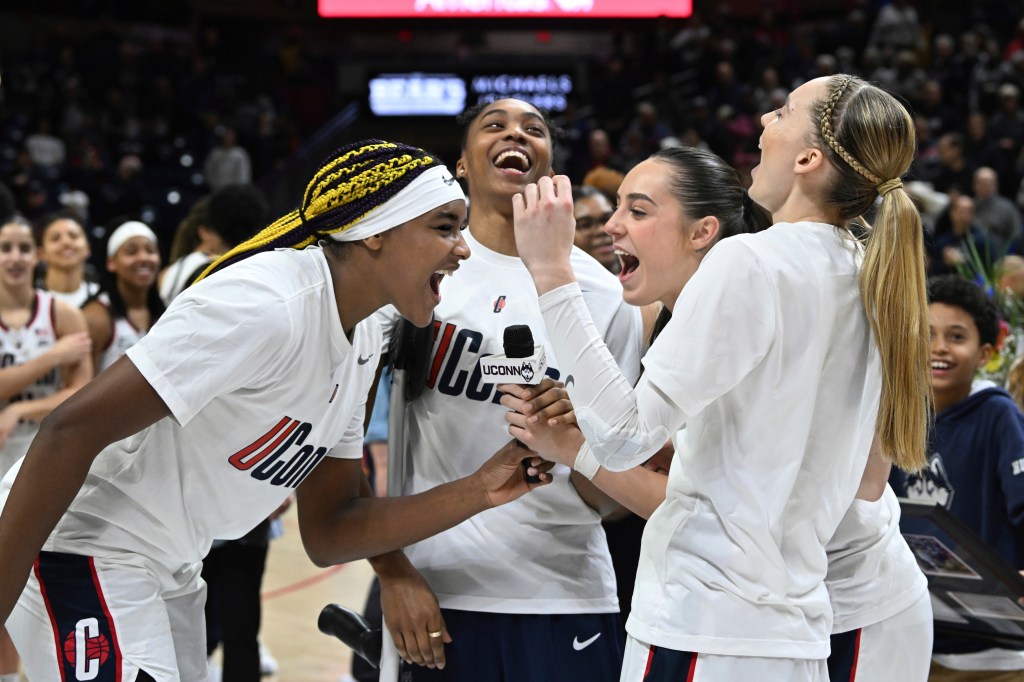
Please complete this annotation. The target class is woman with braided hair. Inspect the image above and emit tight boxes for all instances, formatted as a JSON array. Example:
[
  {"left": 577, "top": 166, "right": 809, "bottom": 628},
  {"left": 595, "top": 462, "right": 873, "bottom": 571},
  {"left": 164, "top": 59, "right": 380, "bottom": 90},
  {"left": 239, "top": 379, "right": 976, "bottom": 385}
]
[
  {"left": 507, "top": 75, "right": 930, "bottom": 680},
  {"left": 0, "top": 140, "right": 554, "bottom": 682}
]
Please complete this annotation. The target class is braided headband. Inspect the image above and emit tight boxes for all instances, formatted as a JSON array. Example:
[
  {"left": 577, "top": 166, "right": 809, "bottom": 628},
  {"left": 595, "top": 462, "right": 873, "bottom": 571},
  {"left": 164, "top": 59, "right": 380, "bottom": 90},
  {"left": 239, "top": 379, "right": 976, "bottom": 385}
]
[{"left": 819, "top": 77, "right": 903, "bottom": 198}]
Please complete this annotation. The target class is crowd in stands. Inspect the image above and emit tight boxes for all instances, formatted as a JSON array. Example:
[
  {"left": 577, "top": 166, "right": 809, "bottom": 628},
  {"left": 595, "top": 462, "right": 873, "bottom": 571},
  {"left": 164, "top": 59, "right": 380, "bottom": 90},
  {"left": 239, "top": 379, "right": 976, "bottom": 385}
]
[{"left": 1, "top": 2, "right": 1023, "bottom": 270}]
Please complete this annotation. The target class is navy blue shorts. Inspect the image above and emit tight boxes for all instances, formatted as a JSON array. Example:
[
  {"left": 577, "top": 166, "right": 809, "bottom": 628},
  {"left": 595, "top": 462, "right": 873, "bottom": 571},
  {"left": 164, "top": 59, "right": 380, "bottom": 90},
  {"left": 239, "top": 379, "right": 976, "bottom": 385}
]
[
  {"left": 637, "top": 645, "right": 698, "bottom": 681},
  {"left": 33, "top": 551, "right": 125, "bottom": 682},
  {"left": 400, "top": 609, "right": 623, "bottom": 682},
  {"left": 827, "top": 629, "right": 862, "bottom": 682}
]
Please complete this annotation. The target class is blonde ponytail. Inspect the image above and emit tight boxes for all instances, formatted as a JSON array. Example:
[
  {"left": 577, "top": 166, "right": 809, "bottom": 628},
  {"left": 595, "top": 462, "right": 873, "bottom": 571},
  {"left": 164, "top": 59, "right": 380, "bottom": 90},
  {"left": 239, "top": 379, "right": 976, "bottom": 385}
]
[{"left": 813, "top": 75, "right": 931, "bottom": 471}]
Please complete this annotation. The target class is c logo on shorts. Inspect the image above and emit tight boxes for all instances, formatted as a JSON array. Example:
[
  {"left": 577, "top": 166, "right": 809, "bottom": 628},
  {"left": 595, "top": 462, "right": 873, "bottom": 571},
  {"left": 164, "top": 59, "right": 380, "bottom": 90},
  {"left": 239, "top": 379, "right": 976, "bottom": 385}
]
[{"left": 63, "top": 618, "right": 111, "bottom": 680}]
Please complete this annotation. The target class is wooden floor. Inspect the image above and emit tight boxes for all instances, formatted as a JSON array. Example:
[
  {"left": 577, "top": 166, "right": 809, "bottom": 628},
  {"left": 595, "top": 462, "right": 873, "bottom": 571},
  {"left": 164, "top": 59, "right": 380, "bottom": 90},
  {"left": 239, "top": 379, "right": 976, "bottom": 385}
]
[{"left": 254, "top": 507, "right": 376, "bottom": 682}]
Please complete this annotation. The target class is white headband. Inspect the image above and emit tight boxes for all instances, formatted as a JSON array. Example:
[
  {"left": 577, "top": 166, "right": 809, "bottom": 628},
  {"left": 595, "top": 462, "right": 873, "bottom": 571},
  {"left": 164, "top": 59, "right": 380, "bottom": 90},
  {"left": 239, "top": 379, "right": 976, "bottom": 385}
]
[
  {"left": 107, "top": 221, "right": 158, "bottom": 258},
  {"left": 331, "top": 165, "right": 466, "bottom": 242}
]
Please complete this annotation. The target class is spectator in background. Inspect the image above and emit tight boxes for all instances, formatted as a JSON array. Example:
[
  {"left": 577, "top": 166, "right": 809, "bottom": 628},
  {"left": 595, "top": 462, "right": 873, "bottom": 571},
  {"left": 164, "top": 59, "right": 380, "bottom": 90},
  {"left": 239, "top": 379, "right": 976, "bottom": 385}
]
[
  {"left": 571, "top": 185, "right": 617, "bottom": 273},
  {"left": 973, "top": 166, "right": 1022, "bottom": 257},
  {"left": 24, "top": 120, "right": 66, "bottom": 170},
  {"left": 868, "top": 0, "right": 925, "bottom": 53},
  {"left": 894, "top": 275, "right": 1024, "bottom": 678},
  {"left": 924, "top": 133, "right": 975, "bottom": 194},
  {"left": 160, "top": 184, "right": 269, "bottom": 304},
  {"left": 159, "top": 197, "right": 212, "bottom": 306},
  {"left": 35, "top": 211, "right": 100, "bottom": 308},
  {"left": 930, "top": 195, "right": 994, "bottom": 276},
  {"left": 964, "top": 112, "right": 1000, "bottom": 173},
  {"left": 619, "top": 102, "right": 673, "bottom": 163},
  {"left": 204, "top": 126, "right": 252, "bottom": 191},
  {"left": 583, "top": 165, "right": 626, "bottom": 206}
]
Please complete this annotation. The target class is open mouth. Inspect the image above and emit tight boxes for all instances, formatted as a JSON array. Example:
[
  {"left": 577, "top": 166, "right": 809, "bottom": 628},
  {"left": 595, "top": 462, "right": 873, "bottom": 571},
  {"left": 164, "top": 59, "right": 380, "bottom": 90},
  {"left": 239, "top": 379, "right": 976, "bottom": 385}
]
[
  {"left": 430, "top": 268, "right": 456, "bottom": 299},
  {"left": 930, "top": 360, "right": 953, "bottom": 371},
  {"left": 615, "top": 248, "right": 639, "bottom": 278},
  {"left": 493, "top": 149, "right": 531, "bottom": 175}
]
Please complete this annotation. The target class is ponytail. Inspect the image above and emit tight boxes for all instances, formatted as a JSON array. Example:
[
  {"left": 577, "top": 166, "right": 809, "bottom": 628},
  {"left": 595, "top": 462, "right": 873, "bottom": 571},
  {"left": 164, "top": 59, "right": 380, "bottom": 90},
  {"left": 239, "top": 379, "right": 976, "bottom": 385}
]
[{"left": 813, "top": 75, "right": 930, "bottom": 471}]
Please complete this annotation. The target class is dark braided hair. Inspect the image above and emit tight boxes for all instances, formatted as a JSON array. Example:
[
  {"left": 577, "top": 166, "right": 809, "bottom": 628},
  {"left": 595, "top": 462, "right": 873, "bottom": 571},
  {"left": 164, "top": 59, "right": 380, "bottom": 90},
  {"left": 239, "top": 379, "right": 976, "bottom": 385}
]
[{"left": 196, "top": 140, "right": 442, "bottom": 282}]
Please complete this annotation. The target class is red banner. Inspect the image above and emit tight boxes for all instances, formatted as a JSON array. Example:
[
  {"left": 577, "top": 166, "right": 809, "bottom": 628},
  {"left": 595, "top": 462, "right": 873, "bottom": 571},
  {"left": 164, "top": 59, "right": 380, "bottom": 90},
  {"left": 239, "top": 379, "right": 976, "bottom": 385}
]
[{"left": 320, "top": 0, "right": 691, "bottom": 18}]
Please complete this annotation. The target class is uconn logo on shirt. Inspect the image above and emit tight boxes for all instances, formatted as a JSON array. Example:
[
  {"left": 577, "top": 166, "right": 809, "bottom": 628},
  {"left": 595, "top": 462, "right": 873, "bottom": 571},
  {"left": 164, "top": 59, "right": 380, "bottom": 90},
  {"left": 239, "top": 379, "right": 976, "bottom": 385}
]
[
  {"left": 425, "top": 320, "right": 557, "bottom": 403},
  {"left": 904, "top": 452, "right": 954, "bottom": 508},
  {"left": 228, "top": 417, "right": 329, "bottom": 488}
]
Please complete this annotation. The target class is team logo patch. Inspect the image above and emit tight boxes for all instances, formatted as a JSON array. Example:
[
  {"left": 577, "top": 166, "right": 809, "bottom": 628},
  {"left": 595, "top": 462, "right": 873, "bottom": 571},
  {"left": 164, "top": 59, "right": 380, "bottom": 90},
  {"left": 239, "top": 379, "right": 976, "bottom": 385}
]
[
  {"left": 63, "top": 623, "right": 111, "bottom": 671},
  {"left": 520, "top": 361, "right": 535, "bottom": 384},
  {"left": 493, "top": 296, "right": 506, "bottom": 313}
]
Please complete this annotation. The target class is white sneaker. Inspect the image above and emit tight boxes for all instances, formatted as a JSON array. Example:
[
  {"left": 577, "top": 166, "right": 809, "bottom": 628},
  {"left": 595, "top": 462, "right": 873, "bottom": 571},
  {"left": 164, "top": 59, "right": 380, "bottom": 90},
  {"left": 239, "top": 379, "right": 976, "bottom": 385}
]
[{"left": 259, "top": 641, "right": 278, "bottom": 676}]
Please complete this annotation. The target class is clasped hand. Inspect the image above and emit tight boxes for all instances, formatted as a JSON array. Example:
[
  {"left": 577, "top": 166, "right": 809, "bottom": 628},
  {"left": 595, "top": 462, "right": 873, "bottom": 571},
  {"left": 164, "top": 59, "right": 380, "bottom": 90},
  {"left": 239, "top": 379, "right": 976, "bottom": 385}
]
[{"left": 499, "top": 378, "right": 584, "bottom": 469}]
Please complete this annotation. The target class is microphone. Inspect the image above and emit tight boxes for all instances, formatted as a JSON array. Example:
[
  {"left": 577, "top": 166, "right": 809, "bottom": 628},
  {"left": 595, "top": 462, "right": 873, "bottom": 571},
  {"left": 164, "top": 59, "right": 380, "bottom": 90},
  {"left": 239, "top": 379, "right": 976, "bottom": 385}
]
[
  {"left": 480, "top": 325, "right": 548, "bottom": 483},
  {"left": 318, "top": 604, "right": 382, "bottom": 669},
  {"left": 479, "top": 325, "right": 548, "bottom": 385}
]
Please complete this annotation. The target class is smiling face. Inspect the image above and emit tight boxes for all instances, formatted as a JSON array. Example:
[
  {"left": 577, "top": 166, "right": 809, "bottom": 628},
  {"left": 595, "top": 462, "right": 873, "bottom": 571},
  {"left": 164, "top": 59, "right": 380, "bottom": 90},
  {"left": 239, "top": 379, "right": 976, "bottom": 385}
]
[
  {"left": 928, "top": 302, "right": 992, "bottom": 412},
  {"left": 573, "top": 193, "right": 616, "bottom": 271},
  {"left": 107, "top": 236, "right": 160, "bottom": 290},
  {"left": 0, "top": 222, "right": 38, "bottom": 293},
  {"left": 378, "top": 199, "right": 470, "bottom": 327},
  {"left": 40, "top": 217, "right": 90, "bottom": 272},
  {"left": 605, "top": 158, "right": 705, "bottom": 309},
  {"left": 456, "top": 99, "right": 553, "bottom": 205},
  {"left": 749, "top": 77, "right": 829, "bottom": 216}
]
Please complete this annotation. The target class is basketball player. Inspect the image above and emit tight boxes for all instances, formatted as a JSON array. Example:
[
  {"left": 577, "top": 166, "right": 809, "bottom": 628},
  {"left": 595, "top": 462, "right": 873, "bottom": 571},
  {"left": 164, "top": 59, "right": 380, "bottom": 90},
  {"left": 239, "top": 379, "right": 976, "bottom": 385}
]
[
  {"left": 0, "top": 141, "right": 552, "bottom": 682},
  {"left": 508, "top": 75, "right": 930, "bottom": 679},
  {"left": 83, "top": 221, "right": 164, "bottom": 372},
  {"left": 0, "top": 215, "right": 92, "bottom": 682},
  {"left": 368, "top": 98, "right": 643, "bottom": 681}
]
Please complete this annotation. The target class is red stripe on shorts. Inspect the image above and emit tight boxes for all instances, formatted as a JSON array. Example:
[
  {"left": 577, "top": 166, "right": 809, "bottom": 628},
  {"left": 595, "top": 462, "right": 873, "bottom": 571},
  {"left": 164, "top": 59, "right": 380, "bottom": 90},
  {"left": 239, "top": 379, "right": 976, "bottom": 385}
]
[
  {"left": 33, "top": 557, "right": 68, "bottom": 682},
  {"left": 87, "top": 557, "right": 123, "bottom": 682},
  {"left": 848, "top": 628, "right": 862, "bottom": 682},
  {"left": 643, "top": 644, "right": 656, "bottom": 678},
  {"left": 686, "top": 652, "right": 698, "bottom": 682}
]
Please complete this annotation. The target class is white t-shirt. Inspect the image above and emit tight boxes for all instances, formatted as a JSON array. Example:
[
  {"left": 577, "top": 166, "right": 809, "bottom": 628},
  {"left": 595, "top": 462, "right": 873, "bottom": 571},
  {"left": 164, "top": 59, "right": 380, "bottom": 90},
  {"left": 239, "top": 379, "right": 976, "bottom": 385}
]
[
  {"left": 375, "top": 229, "right": 643, "bottom": 614},
  {"left": 540, "top": 222, "right": 882, "bottom": 658},
  {"left": 0, "top": 248, "right": 375, "bottom": 571},
  {"left": 48, "top": 280, "right": 99, "bottom": 309},
  {"left": 826, "top": 485, "right": 928, "bottom": 633},
  {"left": 91, "top": 292, "right": 148, "bottom": 373},
  {"left": 160, "top": 252, "right": 213, "bottom": 305},
  {"left": 0, "top": 291, "right": 60, "bottom": 475}
]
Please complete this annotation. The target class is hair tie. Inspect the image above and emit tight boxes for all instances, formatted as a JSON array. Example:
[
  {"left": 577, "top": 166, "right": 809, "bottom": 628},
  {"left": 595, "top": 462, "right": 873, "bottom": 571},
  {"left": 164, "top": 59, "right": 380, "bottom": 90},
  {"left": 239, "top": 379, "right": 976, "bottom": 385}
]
[
  {"left": 740, "top": 187, "right": 753, "bottom": 213},
  {"left": 877, "top": 178, "right": 903, "bottom": 196}
]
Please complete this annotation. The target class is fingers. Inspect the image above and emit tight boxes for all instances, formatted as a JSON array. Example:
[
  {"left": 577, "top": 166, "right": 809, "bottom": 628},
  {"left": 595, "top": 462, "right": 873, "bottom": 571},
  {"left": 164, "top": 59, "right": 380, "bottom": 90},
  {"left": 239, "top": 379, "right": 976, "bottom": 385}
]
[
  {"left": 514, "top": 176, "right": 572, "bottom": 212},
  {"left": 407, "top": 622, "right": 448, "bottom": 669}
]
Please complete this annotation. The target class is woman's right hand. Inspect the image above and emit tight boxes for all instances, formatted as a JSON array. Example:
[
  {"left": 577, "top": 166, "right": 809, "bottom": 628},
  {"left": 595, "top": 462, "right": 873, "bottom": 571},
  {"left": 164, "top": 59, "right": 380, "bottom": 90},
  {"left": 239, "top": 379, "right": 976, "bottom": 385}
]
[
  {"left": 48, "top": 332, "right": 92, "bottom": 367},
  {"left": 379, "top": 565, "right": 451, "bottom": 669}
]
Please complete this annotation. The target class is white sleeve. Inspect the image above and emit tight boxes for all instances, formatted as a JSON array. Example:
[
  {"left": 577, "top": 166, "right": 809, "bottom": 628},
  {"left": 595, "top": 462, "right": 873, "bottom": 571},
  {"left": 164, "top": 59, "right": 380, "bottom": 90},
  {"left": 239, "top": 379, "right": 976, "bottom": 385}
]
[
  {"left": 126, "top": 277, "right": 291, "bottom": 427},
  {"left": 327, "top": 399, "right": 367, "bottom": 460},
  {"left": 540, "top": 284, "right": 681, "bottom": 472},
  {"left": 539, "top": 238, "right": 776, "bottom": 472}
]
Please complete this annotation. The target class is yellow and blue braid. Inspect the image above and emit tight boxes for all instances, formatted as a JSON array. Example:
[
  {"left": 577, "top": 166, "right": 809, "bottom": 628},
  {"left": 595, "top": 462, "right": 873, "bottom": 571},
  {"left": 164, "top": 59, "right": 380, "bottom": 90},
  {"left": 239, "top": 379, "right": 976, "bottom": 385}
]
[{"left": 195, "top": 140, "right": 440, "bottom": 282}]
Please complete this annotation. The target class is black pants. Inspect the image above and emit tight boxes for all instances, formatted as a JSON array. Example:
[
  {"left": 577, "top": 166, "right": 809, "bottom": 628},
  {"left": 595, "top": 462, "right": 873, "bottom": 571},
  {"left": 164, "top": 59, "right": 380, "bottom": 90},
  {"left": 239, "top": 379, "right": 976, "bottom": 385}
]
[{"left": 203, "top": 532, "right": 270, "bottom": 682}]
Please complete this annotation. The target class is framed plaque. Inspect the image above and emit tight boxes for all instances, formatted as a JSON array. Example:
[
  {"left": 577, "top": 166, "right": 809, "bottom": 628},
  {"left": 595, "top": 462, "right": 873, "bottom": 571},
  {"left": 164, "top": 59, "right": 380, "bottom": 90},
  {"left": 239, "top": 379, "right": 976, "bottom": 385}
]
[{"left": 900, "top": 499, "right": 1024, "bottom": 645}]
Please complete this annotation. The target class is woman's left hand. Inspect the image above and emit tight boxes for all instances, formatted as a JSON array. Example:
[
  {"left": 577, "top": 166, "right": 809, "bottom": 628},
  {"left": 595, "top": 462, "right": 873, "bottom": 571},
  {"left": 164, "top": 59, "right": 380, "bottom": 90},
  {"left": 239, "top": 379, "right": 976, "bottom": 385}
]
[{"left": 512, "top": 175, "right": 577, "bottom": 293}]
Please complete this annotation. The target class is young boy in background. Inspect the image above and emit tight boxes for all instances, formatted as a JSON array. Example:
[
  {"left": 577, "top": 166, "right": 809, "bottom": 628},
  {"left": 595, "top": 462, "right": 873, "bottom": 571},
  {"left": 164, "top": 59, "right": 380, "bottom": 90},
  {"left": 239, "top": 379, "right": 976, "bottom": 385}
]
[{"left": 895, "top": 274, "right": 1024, "bottom": 679}]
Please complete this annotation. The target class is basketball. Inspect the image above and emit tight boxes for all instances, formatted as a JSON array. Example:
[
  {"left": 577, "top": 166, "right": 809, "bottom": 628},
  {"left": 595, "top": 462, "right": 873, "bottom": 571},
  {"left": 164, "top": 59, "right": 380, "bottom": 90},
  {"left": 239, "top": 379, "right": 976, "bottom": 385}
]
[{"left": 63, "top": 630, "right": 110, "bottom": 667}]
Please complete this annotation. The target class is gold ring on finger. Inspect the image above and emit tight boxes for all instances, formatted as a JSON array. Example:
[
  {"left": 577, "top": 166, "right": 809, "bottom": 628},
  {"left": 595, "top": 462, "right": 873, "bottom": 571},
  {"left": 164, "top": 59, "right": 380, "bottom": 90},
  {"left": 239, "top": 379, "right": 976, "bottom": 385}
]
[{"left": 428, "top": 630, "right": 443, "bottom": 638}]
